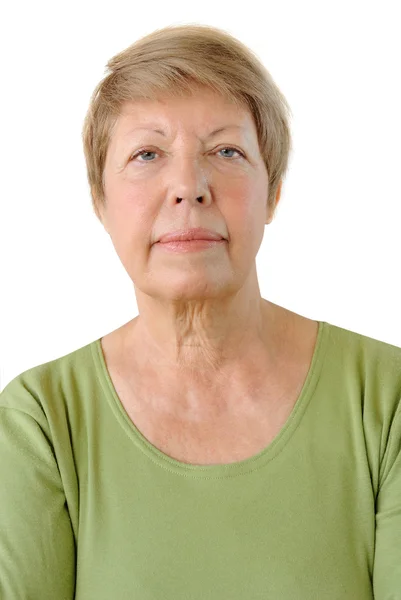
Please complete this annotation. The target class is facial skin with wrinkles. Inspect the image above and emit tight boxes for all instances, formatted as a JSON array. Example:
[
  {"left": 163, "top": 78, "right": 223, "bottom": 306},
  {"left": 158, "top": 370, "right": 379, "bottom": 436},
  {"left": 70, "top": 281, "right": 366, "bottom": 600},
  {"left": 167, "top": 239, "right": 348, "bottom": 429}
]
[{"left": 98, "top": 84, "right": 283, "bottom": 410}]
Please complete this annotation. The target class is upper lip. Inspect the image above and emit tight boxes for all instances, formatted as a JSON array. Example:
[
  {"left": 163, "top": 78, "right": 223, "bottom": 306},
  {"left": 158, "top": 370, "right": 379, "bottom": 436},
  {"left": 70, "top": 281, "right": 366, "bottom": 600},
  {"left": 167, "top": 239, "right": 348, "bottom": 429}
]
[{"left": 157, "top": 228, "right": 225, "bottom": 243}]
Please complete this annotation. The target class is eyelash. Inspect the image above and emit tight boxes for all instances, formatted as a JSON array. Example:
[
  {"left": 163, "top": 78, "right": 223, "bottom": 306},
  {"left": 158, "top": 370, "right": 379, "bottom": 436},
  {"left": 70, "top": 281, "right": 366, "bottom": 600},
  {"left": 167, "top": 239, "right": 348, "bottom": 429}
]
[{"left": 129, "top": 146, "right": 245, "bottom": 162}]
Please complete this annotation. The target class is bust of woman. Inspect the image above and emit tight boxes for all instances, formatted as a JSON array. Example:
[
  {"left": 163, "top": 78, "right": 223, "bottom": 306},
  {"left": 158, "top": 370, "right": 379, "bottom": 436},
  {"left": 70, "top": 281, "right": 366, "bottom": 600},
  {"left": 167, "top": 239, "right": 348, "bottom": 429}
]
[
  {"left": 3, "top": 22, "right": 400, "bottom": 600},
  {"left": 90, "top": 44, "right": 319, "bottom": 466}
]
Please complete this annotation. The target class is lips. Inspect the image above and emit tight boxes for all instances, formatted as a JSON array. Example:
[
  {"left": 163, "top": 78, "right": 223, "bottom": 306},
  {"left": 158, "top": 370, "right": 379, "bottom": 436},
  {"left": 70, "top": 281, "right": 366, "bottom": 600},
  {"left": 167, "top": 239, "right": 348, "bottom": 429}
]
[{"left": 157, "top": 228, "right": 225, "bottom": 243}]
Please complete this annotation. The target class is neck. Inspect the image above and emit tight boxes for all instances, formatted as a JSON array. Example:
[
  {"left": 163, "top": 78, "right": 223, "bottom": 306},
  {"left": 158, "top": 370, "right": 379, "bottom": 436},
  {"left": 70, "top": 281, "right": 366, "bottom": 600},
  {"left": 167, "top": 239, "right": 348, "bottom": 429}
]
[{"left": 123, "top": 298, "right": 285, "bottom": 383}]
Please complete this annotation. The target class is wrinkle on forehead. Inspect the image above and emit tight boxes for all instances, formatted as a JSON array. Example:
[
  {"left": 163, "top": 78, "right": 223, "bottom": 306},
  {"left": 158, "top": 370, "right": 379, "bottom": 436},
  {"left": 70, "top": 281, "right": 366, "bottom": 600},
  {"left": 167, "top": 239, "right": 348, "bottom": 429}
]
[{"left": 114, "top": 91, "right": 254, "bottom": 140}]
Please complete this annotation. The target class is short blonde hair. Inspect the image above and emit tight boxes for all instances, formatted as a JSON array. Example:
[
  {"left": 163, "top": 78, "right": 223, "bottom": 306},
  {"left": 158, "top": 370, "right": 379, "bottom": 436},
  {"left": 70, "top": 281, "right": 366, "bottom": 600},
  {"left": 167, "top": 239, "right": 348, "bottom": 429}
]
[{"left": 81, "top": 24, "right": 293, "bottom": 222}]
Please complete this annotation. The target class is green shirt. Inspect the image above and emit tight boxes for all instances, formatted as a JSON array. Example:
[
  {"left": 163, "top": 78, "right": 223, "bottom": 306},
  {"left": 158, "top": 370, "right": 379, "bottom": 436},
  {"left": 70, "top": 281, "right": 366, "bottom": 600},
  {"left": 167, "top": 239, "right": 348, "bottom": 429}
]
[{"left": 1, "top": 320, "right": 401, "bottom": 599}]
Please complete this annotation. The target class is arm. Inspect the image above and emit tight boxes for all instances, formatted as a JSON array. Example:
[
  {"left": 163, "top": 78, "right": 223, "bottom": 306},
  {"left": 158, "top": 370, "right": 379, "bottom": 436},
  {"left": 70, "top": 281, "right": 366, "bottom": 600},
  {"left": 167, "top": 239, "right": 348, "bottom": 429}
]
[
  {"left": 0, "top": 404, "right": 76, "bottom": 599},
  {"left": 373, "top": 404, "right": 401, "bottom": 598}
]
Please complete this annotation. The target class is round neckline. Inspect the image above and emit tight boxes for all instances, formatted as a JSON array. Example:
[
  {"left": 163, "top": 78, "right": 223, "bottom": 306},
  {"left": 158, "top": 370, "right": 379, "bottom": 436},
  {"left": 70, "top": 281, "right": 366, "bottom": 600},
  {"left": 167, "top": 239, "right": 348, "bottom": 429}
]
[{"left": 92, "top": 320, "right": 330, "bottom": 478}]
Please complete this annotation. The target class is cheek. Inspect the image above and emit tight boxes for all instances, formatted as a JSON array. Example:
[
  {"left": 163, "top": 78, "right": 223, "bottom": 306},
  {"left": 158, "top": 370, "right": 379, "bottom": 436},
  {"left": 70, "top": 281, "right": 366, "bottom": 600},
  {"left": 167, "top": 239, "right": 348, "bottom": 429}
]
[
  {"left": 223, "top": 181, "right": 265, "bottom": 229},
  {"left": 105, "top": 201, "right": 153, "bottom": 263},
  {"left": 117, "top": 184, "right": 150, "bottom": 219},
  {"left": 220, "top": 182, "right": 266, "bottom": 256},
  {"left": 107, "top": 186, "right": 153, "bottom": 237}
]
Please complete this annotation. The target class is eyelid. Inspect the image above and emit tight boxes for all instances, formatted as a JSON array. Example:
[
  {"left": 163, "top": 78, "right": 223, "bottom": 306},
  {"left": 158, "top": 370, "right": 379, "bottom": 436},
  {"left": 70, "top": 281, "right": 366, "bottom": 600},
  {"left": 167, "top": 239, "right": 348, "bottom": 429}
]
[{"left": 129, "top": 145, "right": 246, "bottom": 161}]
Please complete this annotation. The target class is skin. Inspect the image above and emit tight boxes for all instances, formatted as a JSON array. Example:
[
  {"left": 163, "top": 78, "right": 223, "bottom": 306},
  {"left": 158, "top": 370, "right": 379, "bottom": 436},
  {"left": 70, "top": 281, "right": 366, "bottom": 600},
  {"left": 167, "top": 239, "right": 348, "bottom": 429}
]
[{"left": 97, "top": 85, "right": 287, "bottom": 419}]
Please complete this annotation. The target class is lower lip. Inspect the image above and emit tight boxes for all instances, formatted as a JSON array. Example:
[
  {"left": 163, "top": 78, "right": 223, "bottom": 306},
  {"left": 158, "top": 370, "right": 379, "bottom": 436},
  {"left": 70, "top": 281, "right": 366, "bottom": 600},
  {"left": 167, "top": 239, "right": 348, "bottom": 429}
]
[{"left": 156, "top": 239, "right": 225, "bottom": 253}]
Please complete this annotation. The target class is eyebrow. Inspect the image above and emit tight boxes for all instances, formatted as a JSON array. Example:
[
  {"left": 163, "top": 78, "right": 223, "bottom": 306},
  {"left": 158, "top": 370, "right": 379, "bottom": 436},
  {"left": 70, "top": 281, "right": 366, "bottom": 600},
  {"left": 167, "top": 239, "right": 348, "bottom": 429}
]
[{"left": 124, "top": 124, "right": 244, "bottom": 139}]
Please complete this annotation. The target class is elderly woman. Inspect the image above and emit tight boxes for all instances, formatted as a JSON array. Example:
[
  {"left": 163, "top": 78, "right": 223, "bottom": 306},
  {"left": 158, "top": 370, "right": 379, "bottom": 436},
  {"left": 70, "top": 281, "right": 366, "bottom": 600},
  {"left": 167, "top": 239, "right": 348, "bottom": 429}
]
[{"left": 1, "top": 23, "right": 400, "bottom": 600}]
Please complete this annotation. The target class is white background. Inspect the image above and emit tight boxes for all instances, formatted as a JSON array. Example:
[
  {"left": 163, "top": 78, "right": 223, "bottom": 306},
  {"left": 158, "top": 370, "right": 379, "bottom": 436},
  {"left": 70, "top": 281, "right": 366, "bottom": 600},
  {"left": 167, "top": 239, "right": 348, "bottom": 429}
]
[{"left": 1, "top": 0, "right": 400, "bottom": 389}]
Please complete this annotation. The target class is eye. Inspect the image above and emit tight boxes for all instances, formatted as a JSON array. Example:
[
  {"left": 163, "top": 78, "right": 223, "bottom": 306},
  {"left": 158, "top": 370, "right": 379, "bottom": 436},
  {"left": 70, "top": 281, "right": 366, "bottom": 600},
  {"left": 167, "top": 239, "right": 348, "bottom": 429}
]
[
  {"left": 130, "top": 149, "right": 158, "bottom": 162},
  {"left": 129, "top": 145, "right": 245, "bottom": 163},
  {"left": 217, "top": 146, "right": 245, "bottom": 159}
]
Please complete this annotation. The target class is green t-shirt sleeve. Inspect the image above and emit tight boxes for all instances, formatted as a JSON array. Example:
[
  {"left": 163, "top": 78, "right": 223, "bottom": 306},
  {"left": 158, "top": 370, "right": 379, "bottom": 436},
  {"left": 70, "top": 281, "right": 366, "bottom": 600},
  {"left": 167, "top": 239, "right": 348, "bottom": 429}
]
[
  {"left": 0, "top": 380, "right": 76, "bottom": 599},
  {"left": 373, "top": 401, "right": 401, "bottom": 598}
]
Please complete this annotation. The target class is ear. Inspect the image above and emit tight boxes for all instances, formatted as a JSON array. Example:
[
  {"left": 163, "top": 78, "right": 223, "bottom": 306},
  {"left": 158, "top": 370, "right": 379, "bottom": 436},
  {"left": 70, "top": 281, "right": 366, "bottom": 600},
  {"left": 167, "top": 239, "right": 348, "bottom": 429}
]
[
  {"left": 266, "top": 180, "right": 282, "bottom": 225},
  {"left": 99, "top": 210, "right": 110, "bottom": 235},
  {"left": 92, "top": 188, "right": 109, "bottom": 233}
]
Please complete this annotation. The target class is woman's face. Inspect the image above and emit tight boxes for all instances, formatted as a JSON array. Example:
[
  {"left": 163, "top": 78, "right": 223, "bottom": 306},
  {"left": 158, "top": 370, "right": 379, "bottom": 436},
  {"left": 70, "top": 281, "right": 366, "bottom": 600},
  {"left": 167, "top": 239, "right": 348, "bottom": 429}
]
[{"left": 100, "top": 86, "right": 273, "bottom": 303}]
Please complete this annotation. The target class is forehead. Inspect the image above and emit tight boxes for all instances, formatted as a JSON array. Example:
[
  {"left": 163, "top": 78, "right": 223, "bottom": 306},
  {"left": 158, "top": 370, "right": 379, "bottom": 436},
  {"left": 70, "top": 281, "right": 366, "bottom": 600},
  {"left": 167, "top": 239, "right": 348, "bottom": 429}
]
[{"left": 112, "top": 88, "right": 256, "bottom": 139}]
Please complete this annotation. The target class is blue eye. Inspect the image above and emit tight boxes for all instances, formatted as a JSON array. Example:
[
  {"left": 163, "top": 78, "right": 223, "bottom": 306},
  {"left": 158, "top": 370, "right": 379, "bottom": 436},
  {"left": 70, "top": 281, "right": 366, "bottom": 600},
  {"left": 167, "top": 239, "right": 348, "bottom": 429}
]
[
  {"left": 130, "top": 146, "right": 244, "bottom": 162},
  {"left": 133, "top": 150, "right": 157, "bottom": 161},
  {"left": 218, "top": 147, "right": 243, "bottom": 159}
]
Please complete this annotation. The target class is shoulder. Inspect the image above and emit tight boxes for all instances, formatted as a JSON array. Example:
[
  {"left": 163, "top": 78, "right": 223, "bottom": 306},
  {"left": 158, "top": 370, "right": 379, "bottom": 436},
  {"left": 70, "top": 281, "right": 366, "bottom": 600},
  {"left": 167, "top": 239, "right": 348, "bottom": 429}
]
[
  {"left": 325, "top": 322, "right": 401, "bottom": 464},
  {"left": 0, "top": 339, "right": 97, "bottom": 419},
  {"left": 326, "top": 321, "right": 401, "bottom": 378}
]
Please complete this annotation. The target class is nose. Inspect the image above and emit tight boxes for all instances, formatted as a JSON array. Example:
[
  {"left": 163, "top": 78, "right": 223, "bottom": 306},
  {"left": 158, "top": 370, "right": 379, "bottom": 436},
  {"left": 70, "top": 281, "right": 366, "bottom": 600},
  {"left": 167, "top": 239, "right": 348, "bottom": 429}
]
[
  {"left": 176, "top": 196, "right": 204, "bottom": 203},
  {"left": 167, "top": 153, "right": 210, "bottom": 207}
]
